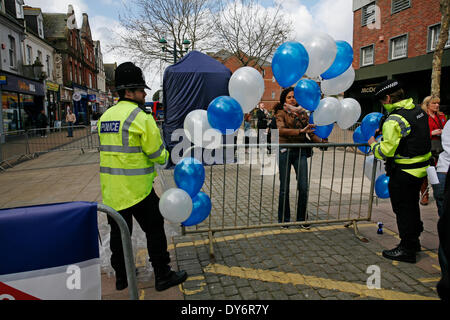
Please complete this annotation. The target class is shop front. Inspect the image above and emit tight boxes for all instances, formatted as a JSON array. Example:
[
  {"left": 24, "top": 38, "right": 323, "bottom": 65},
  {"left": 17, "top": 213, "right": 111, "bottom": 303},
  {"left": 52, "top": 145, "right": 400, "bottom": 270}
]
[
  {"left": 73, "top": 85, "right": 88, "bottom": 125},
  {"left": 45, "top": 81, "right": 60, "bottom": 128},
  {"left": 60, "top": 86, "right": 73, "bottom": 127},
  {"left": 1, "top": 72, "right": 45, "bottom": 134}
]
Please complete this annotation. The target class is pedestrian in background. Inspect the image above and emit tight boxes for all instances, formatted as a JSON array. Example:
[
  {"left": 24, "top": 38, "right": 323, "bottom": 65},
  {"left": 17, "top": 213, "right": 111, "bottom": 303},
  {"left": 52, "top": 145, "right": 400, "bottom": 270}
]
[
  {"left": 37, "top": 109, "right": 48, "bottom": 138},
  {"left": 66, "top": 109, "right": 76, "bottom": 137},
  {"left": 369, "top": 80, "right": 431, "bottom": 263},
  {"left": 256, "top": 102, "right": 268, "bottom": 149},
  {"left": 419, "top": 96, "right": 447, "bottom": 205},
  {"left": 98, "top": 62, "right": 187, "bottom": 291},
  {"left": 244, "top": 113, "right": 252, "bottom": 154},
  {"left": 274, "top": 87, "right": 326, "bottom": 228}
]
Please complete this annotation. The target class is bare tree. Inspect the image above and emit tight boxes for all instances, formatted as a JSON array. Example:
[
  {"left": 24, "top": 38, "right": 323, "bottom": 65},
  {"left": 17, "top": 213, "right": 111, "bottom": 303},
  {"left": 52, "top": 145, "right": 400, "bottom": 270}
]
[
  {"left": 431, "top": 0, "right": 450, "bottom": 98},
  {"left": 110, "top": 0, "right": 214, "bottom": 70},
  {"left": 211, "top": 0, "right": 293, "bottom": 68}
]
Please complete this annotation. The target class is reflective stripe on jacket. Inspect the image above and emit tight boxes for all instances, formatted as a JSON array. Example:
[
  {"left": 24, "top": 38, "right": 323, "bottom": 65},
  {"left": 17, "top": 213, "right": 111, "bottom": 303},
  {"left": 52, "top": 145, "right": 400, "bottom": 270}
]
[
  {"left": 371, "top": 98, "right": 431, "bottom": 178},
  {"left": 98, "top": 100, "right": 169, "bottom": 211}
]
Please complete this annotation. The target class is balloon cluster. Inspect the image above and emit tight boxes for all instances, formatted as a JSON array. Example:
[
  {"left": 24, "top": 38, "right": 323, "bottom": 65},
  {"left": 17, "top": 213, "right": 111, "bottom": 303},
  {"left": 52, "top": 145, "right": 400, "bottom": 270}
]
[
  {"left": 163, "top": 67, "right": 267, "bottom": 224},
  {"left": 271, "top": 33, "right": 360, "bottom": 140},
  {"left": 159, "top": 157, "right": 212, "bottom": 226}
]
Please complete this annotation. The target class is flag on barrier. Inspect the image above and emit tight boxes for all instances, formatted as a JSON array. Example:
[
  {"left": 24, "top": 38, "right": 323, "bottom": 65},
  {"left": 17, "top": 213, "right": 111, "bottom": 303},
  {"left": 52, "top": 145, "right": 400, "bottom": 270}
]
[{"left": 0, "top": 202, "right": 101, "bottom": 300}]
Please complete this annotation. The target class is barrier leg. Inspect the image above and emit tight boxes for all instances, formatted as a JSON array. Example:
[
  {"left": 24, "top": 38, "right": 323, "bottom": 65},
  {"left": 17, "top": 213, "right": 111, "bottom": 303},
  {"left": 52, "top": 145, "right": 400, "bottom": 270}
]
[
  {"left": 97, "top": 203, "right": 139, "bottom": 300},
  {"left": 208, "top": 230, "right": 215, "bottom": 261},
  {"left": 345, "top": 220, "right": 369, "bottom": 243}
]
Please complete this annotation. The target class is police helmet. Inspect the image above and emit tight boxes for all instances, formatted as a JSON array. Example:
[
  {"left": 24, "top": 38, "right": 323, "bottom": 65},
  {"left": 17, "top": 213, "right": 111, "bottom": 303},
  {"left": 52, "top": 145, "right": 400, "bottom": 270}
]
[{"left": 114, "top": 62, "right": 150, "bottom": 91}]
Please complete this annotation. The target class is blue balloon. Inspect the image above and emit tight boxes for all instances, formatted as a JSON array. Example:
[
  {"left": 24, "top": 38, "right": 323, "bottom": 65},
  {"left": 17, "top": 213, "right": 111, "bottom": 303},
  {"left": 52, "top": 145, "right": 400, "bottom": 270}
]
[
  {"left": 182, "top": 192, "right": 212, "bottom": 227},
  {"left": 309, "top": 112, "right": 334, "bottom": 139},
  {"left": 174, "top": 157, "right": 205, "bottom": 198},
  {"left": 361, "top": 112, "right": 383, "bottom": 140},
  {"left": 294, "top": 79, "right": 321, "bottom": 111},
  {"left": 272, "top": 41, "right": 309, "bottom": 88},
  {"left": 375, "top": 174, "right": 390, "bottom": 199},
  {"left": 207, "top": 96, "right": 243, "bottom": 135},
  {"left": 353, "top": 126, "right": 371, "bottom": 154},
  {"left": 321, "top": 41, "right": 354, "bottom": 80}
]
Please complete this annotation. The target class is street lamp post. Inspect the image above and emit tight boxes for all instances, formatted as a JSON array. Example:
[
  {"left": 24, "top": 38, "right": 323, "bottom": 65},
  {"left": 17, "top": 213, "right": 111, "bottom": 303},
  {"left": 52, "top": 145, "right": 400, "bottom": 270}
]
[{"left": 159, "top": 38, "right": 191, "bottom": 64}]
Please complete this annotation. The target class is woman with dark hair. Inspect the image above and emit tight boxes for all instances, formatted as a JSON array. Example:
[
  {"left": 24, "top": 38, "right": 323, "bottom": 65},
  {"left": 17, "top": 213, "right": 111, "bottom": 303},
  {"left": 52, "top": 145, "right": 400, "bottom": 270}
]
[{"left": 275, "top": 87, "right": 326, "bottom": 228}]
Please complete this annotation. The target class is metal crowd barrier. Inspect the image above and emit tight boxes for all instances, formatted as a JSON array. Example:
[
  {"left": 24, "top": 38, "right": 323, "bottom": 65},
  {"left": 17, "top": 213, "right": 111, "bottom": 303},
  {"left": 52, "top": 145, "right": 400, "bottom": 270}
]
[
  {"left": 0, "top": 130, "right": 33, "bottom": 171},
  {"left": 0, "top": 125, "right": 99, "bottom": 171},
  {"left": 160, "top": 142, "right": 377, "bottom": 258},
  {"left": 97, "top": 203, "right": 138, "bottom": 300}
]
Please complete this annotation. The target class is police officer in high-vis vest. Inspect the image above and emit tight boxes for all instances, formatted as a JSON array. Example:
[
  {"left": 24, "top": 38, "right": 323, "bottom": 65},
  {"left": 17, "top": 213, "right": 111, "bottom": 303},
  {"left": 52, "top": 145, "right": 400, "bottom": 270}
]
[
  {"left": 368, "top": 80, "right": 431, "bottom": 263},
  {"left": 98, "top": 62, "right": 187, "bottom": 291}
]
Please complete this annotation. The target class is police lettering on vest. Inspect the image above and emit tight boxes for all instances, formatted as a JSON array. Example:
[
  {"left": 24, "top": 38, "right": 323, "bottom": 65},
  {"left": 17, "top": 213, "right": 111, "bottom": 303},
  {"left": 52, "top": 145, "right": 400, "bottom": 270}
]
[{"left": 101, "top": 121, "right": 121, "bottom": 133}]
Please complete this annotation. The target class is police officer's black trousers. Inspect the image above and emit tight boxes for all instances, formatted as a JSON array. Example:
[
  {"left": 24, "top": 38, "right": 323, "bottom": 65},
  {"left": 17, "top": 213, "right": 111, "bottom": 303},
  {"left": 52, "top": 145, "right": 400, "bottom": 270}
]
[
  {"left": 388, "top": 168, "right": 425, "bottom": 250},
  {"left": 107, "top": 189, "right": 171, "bottom": 279}
]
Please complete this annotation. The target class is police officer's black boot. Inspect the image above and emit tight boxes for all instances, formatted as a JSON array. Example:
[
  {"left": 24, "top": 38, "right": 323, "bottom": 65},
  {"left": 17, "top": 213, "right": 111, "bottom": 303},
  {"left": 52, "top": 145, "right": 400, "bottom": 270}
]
[
  {"left": 155, "top": 269, "right": 188, "bottom": 292},
  {"left": 382, "top": 244, "right": 416, "bottom": 263}
]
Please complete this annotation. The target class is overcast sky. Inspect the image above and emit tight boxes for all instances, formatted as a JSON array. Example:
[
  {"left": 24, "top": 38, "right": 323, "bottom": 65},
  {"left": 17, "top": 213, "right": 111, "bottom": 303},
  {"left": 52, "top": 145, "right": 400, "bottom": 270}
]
[{"left": 26, "top": 0, "right": 354, "bottom": 99}]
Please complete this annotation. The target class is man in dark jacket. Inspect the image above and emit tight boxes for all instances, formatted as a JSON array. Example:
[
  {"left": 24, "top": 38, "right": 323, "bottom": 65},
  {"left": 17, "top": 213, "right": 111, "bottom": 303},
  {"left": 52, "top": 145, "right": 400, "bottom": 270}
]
[{"left": 37, "top": 109, "right": 48, "bottom": 137}]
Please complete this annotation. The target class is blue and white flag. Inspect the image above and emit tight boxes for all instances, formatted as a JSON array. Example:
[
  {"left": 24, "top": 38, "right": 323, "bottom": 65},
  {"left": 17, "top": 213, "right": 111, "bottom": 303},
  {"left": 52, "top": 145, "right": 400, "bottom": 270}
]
[{"left": 0, "top": 202, "right": 101, "bottom": 300}]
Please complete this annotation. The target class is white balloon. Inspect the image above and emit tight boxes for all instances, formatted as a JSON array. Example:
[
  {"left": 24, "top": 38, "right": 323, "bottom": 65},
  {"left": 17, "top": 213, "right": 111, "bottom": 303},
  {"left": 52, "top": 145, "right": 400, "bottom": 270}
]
[
  {"left": 184, "top": 109, "right": 222, "bottom": 149},
  {"left": 301, "top": 32, "right": 337, "bottom": 79},
  {"left": 229, "top": 67, "right": 265, "bottom": 113},
  {"left": 321, "top": 67, "right": 355, "bottom": 96},
  {"left": 159, "top": 188, "right": 193, "bottom": 223},
  {"left": 364, "top": 155, "right": 385, "bottom": 181},
  {"left": 337, "top": 98, "right": 361, "bottom": 129},
  {"left": 313, "top": 97, "right": 341, "bottom": 126}
]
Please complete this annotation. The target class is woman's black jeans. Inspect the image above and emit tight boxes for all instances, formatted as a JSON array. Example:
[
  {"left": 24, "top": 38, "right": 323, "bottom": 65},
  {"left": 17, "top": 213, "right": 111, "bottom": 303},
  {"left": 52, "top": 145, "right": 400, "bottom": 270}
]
[{"left": 278, "top": 148, "right": 309, "bottom": 223}]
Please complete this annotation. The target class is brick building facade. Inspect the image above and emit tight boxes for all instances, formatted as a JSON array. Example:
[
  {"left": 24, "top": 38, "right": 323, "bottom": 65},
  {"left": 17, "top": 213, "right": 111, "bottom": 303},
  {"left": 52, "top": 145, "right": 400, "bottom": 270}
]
[{"left": 347, "top": 0, "right": 450, "bottom": 118}]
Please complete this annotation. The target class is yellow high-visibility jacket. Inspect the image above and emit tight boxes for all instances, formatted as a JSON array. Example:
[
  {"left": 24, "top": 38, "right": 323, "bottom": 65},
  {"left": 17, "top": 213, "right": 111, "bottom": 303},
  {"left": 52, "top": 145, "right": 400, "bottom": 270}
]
[
  {"left": 370, "top": 98, "right": 431, "bottom": 178},
  {"left": 98, "top": 99, "right": 169, "bottom": 211}
]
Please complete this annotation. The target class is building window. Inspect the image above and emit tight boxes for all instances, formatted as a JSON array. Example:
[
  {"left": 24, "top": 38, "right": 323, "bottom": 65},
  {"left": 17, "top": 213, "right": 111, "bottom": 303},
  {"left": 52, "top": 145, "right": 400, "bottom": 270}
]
[
  {"left": 360, "top": 45, "right": 374, "bottom": 67},
  {"left": 8, "top": 36, "right": 16, "bottom": 68},
  {"left": 361, "top": 2, "right": 376, "bottom": 26},
  {"left": 46, "top": 55, "right": 51, "bottom": 76},
  {"left": 37, "top": 50, "right": 43, "bottom": 64},
  {"left": 89, "top": 74, "right": 92, "bottom": 88},
  {"left": 271, "top": 91, "right": 276, "bottom": 99},
  {"left": 15, "top": 0, "right": 23, "bottom": 19},
  {"left": 389, "top": 34, "right": 408, "bottom": 60},
  {"left": 428, "top": 24, "right": 450, "bottom": 52},
  {"left": 391, "top": 0, "right": 411, "bottom": 14},
  {"left": 37, "top": 16, "right": 44, "bottom": 38},
  {"left": 26, "top": 45, "right": 32, "bottom": 65}
]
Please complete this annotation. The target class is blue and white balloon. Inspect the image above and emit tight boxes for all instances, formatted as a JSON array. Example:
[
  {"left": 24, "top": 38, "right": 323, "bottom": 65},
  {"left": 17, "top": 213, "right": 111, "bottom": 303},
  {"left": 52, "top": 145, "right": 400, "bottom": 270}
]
[
  {"left": 174, "top": 157, "right": 205, "bottom": 198},
  {"left": 272, "top": 41, "right": 309, "bottom": 88},
  {"left": 182, "top": 192, "right": 212, "bottom": 227},
  {"left": 321, "top": 41, "right": 354, "bottom": 80},
  {"left": 207, "top": 96, "right": 243, "bottom": 135},
  {"left": 294, "top": 79, "right": 321, "bottom": 111}
]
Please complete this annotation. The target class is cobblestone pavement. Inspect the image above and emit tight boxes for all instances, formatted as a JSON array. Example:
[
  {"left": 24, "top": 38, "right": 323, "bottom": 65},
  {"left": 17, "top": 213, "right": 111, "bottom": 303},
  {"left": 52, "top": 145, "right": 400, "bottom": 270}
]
[{"left": 0, "top": 146, "right": 442, "bottom": 300}]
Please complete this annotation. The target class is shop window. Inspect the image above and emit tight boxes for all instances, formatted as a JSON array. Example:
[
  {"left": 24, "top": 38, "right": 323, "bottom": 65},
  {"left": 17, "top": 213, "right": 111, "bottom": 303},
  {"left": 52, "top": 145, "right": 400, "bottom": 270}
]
[
  {"left": 2, "top": 92, "right": 20, "bottom": 131},
  {"left": 389, "top": 34, "right": 408, "bottom": 60},
  {"left": 428, "top": 24, "right": 450, "bottom": 52},
  {"left": 360, "top": 44, "right": 374, "bottom": 67}
]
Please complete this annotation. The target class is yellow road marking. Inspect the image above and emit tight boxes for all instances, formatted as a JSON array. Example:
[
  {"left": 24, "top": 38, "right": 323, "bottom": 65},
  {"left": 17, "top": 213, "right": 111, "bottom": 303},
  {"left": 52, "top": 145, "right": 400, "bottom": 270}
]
[
  {"left": 204, "top": 264, "right": 438, "bottom": 300},
  {"left": 419, "top": 277, "right": 441, "bottom": 283},
  {"left": 168, "top": 223, "right": 375, "bottom": 251},
  {"left": 135, "top": 248, "right": 148, "bottom": 267},
  {"left": 179, "top": 276, "right": 206, "bottom": 295}
]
